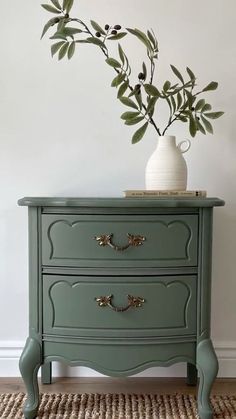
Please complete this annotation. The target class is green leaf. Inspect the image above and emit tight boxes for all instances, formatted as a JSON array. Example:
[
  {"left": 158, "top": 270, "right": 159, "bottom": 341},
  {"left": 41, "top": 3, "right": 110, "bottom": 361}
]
[
  {"left": 186, "top": 66, "right": 196, "bottom": 82},
  {"left": 204, "top": 111, "right": 224, "bottom": 119},
  {"left": 63, "top": 0, "right": 74, "bottom": 13},
  {"left": 87, "top": 37, "right": 105, "bottom": 48},
  {"left": 189, "top": 114, "right": 197, "bottom": 137},
  {"left": 108, "top": 32, "right": 127, "bottom": 40},
  {"left": 147, "top": 107, "right": 155, "bottom": 119},
  {"left": 126, "top": 28, "right": 152, "bottom": 52},
  {"left": 165, "top": 96, "right": 172, "bottom": 116},
  {"left": 118, "top": 44, "right": 125, "bottom": 65},
  {"left": 132, "top": 122, "right": 149, "bottom": 144},
  {"left": 184, "top": 89, "right": 195, "bottom": 108},
  {"left": 134, "top": 90, "right": 143, "bottom": 110},
  {"left": 90, "top": 20, "right": 106, "bottom": 35},
  {"left": 151, "top": 29, "right": 158, "bottom": 51},
  {"left": 146, "top": 96, "right": 157, "bottom": 114},
  {"left": 163, "top": 81, "right": 171, "bottom": 92},
  {"left": 41, "top": 4, "right": 61, "bottom": 13},
  {"left": 50, "top": 33, "right": 67, "bottom": 40},
  {"left": 169, "top": 80, "right": 192, "bottom": 95},
  {"left": 170, "top": 95, "right": 177, "bottom": 113},
  {"left": 63, "top": 27, "right": 82, "bottom": 36},
  {"left": 135, "top": 28, "right": 153, "bottom": 48},
  {"left": 111, "top": 72, "right": 126, "bottom": 87},
  {"left": 177, "top": 92, "right": 183, "bottom": 109},
  {"left": 202, "top": 103, "right": 212, "bottom": 113},
  {"left": 201, "top": 115, "right": 213, "bottom": 134},
  {"left": 125, "top": 116, "right": 145, "bottom": 126},
  {"left": 186, "top": 67, "right": 196, "bottom": 86},
  {"left": 202, "top": 81, "right": 218, "bottom": 92},
  {"left": 142, "top": 62, "right": 147, "bottom": 81},
  {"left": 178, "top": 115, "right": 188, "bottom": 122},
  {"left": 51, "top": 40, "right": 65, "bottom": 56},
  {"left": 147, "top": 29, "right": 156, "bottom": 48},
  {"left": 170, "top": 65, "right": 184, "bottom": 83},
  {"left": 144, "top": 84, "right": 160, "bottom": 97},
  {"left": 121, "top": 111, "right": 140, "bottom": 120},
  {"left": 58, "top": 41, "right": 69, "bottom": 59},
  {"left": 67, "top": 0, "right": 73, "bottom": 13},
  {"left": 120, "top": 96, "right": 138, "bottom": 109},
  {"left": 57, "top": 18, "right": 66, "bottom": 31},
  {"left": 41, "top": 17, "right": 58, "bottom": 39},
  {"left": 75, "top": 39, "right": 90, "bottom": 44},
  {"left": 195, "top": 99, "right": 206, "bottom": 111},
  {"left": 128, "top": 89, "right": 136, "bottom": 98},
  {"left": 117, "top": 81, "right": 129, "bottom": 98},
  {"left": 181, "top": 110, "right": 191, "bottom": 116},
  {"left": 169, "top": 83, "right": 178, "bottom": 90},
  {"left": 51, "top": 0, "right": 61, "bottom": 9},
  {"left": 68, "top": 41, "right": 75, "bottom": 59},
  {"left": 53, "top": 27, "right": 81, "bottom": 41},
  {"left": 105, "top": 57, "right": 121, "bottom": 68},
  {"left": 196, "top": 117, "right": 206, "bottom": 134},
  {"left": 146, "top": 29, "right": 158, "bottom": 52}
]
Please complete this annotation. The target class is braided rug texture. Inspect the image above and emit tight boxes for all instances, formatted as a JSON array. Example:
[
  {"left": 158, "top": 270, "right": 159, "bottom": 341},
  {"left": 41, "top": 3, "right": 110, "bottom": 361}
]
[{"left": 0, "top": 393, "right": 236, "bottom": 418}]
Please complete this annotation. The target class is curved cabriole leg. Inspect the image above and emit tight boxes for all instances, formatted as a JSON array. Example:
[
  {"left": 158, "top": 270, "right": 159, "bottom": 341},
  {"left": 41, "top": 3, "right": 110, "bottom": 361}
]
[
  {"left": 19, "top": 337, "right": 42, "bottom": 419},
  {"left": 197, "top": 339, "right": 218, "bottom": 419}
]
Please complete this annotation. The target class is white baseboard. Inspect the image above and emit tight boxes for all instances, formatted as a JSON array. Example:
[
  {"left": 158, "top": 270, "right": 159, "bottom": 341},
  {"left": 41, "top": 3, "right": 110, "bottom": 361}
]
[
  {"left": 0, "top": 341, "right": 23, "bottom": 377},
  {"left": 0, "top": 340, "right": 235, "bottom": 378}
]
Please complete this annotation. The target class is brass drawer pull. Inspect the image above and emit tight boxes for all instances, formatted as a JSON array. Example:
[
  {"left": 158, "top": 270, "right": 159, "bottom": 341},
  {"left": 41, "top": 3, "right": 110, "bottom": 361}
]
[
  {"left": 94, "top": 233, "right": 146, "bottom": 251},
  {"left": 95, "top": 295, "right": 145, "bottom": 312}
]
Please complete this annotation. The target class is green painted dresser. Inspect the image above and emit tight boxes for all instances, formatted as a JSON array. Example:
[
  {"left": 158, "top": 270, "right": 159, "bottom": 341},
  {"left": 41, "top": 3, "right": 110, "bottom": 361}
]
[{"left": 18, "top": 197, "right": 224, "bottom": 419}]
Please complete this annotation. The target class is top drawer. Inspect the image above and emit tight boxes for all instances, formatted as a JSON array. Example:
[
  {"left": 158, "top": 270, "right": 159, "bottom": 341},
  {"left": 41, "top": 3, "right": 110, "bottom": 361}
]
[{"left": 41, "top": 214, "right": 198, "bottom": 268}]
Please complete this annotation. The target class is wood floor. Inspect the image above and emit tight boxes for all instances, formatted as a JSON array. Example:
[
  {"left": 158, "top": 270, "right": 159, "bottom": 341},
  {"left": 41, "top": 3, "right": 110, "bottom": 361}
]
[{"left": 0, "top": 377, "right": 235, "bottom": 395}]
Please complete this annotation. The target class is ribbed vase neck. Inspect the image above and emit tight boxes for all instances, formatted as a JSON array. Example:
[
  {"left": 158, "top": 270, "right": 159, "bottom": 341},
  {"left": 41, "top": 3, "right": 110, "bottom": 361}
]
[{"left": 158, "top": 136, "right": 176, "bottom": 148}]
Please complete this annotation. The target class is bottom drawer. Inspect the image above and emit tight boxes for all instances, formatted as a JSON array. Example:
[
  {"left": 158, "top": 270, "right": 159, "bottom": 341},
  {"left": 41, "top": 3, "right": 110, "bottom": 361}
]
[
  {"left": 43, "top": 340, "right": 196, "bottom": 377},
  {"left": 43, "top": 275, "right": 197, "bottom": 338}
]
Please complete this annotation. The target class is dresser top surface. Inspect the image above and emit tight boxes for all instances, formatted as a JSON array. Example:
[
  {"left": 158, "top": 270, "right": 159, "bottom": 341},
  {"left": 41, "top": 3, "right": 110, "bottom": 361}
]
[{"left": 18, "top": 197, "right": 225, "bottom": 208}]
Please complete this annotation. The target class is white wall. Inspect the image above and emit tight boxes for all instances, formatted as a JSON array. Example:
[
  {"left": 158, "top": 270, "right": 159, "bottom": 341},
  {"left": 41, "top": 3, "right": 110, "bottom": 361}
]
[{"left": 0, "top": 0, "right": 235, "bottom": 377}]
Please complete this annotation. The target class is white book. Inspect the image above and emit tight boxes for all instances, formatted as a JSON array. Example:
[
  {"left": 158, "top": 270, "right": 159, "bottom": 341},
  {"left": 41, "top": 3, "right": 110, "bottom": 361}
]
[{"left": 124, "top": 190, "right": 207, "bottom": 198}]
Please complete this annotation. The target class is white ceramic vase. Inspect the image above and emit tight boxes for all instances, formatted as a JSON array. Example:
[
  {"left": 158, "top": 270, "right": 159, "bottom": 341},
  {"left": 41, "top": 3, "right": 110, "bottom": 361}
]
[{"left": 145, "top": 135, "right": 191, "bottom": 191}]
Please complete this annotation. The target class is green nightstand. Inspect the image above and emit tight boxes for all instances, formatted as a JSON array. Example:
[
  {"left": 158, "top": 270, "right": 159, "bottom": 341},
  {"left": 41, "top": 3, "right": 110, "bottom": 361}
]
[{"left": 18, "top": 197, "right": 224, "bottom": 419}]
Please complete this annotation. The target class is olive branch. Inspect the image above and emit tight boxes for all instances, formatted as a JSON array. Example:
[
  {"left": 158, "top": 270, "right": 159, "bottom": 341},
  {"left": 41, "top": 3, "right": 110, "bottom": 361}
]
[{"left": 41, "top": 0, "right": 224, "bottom": 144}]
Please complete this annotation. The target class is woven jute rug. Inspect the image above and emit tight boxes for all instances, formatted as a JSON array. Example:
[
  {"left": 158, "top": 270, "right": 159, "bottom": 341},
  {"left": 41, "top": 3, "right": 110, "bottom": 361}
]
[{"left": 0, "top": 393, "right": 235, "bottom": 418}]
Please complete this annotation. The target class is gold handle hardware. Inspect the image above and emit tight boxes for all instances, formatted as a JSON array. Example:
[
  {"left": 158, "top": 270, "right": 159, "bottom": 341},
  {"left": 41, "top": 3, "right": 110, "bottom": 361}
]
[
  {"left": 95, "top": 294, "right": 145, "bottom": 312},
  {"left": 94, "top": 233, "right": 146, "bottom": 251}
]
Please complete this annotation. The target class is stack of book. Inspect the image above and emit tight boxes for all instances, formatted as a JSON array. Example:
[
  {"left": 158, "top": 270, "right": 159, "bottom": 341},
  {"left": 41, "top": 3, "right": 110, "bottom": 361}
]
[{"left": 124, "top": 190, "right": 207, "bottom": 198}]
